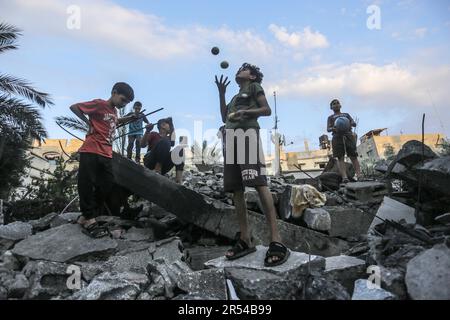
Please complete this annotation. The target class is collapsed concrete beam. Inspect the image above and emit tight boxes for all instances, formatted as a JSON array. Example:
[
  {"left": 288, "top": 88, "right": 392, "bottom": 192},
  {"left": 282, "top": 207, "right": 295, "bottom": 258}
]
[
  {"left": 112, "top": 153, "right": 349, "bottom": 257},
  {"left": 345, "top": 182, "right": 388, "bottom": 203},
  {"left": 416, "top": 156, "right": 450, "bottom": 197}
]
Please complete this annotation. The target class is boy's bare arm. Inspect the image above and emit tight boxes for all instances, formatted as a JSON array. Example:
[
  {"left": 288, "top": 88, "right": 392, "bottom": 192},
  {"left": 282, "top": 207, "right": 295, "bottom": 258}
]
[
  {"left": 327, "top": 117, "right": 334, "bottom": 132},
  {"left": 70, "top": 103, "right": 89, "bottom": 125},
  {"left": 215, "top": 75, "right": 230, "bottom": 123},
  {"left": 233, "top": 94, "right": 271, "bottom": 121},
  {"left": 117, "top": 114, "right": 136, "bottom": 124},
  {"left": 348, "top": 114, "right": 357, "bottom": 127},
  {"left": 141, "top": 124, "right": 154, "bottom": 148}
]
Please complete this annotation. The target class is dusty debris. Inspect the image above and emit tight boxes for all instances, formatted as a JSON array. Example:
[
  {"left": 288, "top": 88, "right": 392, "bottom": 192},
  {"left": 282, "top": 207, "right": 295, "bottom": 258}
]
[
  {"left": 323, "top": 255, "right": 366, "bottom": 293},
  {"left": 12, "top": 224, "right": 118, "bottom": 263},
  {"left": 1, "top": 139, "right": 449, "bottom": 300},
  {"left": 405, "top": 244, "right": 450, "bottom": 300},
  {"left": 370, "top": 196, "right": 416, "bottom": 230},
  {"left": 352, "top": 279, "right": 396, "bottom": 300},
  {"left": 302, "top": 208, "right": 331, "bottom": 232},
  {"left": 205, "top": 245, "right": 325, "bottom": 300}
]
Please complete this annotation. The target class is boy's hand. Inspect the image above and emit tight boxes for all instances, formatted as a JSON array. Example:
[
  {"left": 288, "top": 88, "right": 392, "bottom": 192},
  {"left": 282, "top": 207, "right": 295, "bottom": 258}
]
[
  {"left": 145, "top": 123, "right": 155, "bottom": 132},
  {"left": 215, "top": 75, "right": 231, "bottom": 96},
  {"left": 228, "top": 110, "right": 248, "bottom": 122}
]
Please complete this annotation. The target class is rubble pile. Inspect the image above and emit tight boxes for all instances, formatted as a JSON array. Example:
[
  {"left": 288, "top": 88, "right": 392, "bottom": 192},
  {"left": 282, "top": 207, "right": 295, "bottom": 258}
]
[{"left": 1, "top": 140, "right": 449, "bottom": 300}]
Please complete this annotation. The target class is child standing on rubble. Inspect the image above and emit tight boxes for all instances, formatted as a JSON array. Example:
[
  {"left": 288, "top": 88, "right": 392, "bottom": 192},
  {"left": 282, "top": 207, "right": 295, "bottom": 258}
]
[
  {"left": 70, "top": 82, "right": 136, "bottom": 238},
  {"left": 327, "top": 99, "right": 362, "bottom": 183},
  {"left": 125, "top": 101, "right": 149, "bottom": 163},
  {"left": 141, "top": 117, "right": 185, "bottom": 184},
  {"left": 215, "top": 63, "right": 290, "bottom": 267}
]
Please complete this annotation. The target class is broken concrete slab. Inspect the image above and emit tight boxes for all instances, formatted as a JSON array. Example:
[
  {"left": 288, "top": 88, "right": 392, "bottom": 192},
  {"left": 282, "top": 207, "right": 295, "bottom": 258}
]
[
  {"left": 3, "top": 273, "right": 29, "bottom": 299},
  {"left": 69, "top": 271, "right": 149, "bottom": 300},
  {"left": 324, "top": 206, "right": 375, "bottom": 238},
  {"left": 22, "top": 260, "right": 74, "bottom": 299},
  {"left": 405, "top": 244, "right": 450, "bottom": 300},
  {"left": 369, "top": 197, "right": 416, "bottom": 231},
  {"left": 304, "top": 276, "right": 351, "bottom": 300},
  {"left": 50, "top": 212, "right": 81, "bottom": 228},
  {"left": 383, "top": 245, "right": 426, "bottom": 271},
  {"left": 352, "top": 279, "right": 396, "bottom": 300},
  {"left": 92, "top": 248, "right": 153, "bottom": 276},
  {"left": 318, "top": 172, "right": 343, "bottom": 191},
  {"left": 395, "top": 140, "right": 437, "bottom": 168},
  {"left": 205, "top": 245, "right": 325, "bottom": 276},
  {"left": 176, "top": 268, "right": 227, "bottom": 300},
  {"left": 12, "top": 224, "right": 118, "bottom": 263},
  {"left": 324, "top": 255, "right": 366, "bottom": 293},
  {"left": 123, "top": 227, "right": 154, "bottom": 242},
  {"left": 303, "top": 208, "right": 331, "bottom": 232},
  {"left": 345, "top": 181, "right": 388, "bottom": 203},
  {"left": 186, "top": 246, "right": 228, "bottom": 271},
  {"left": 416, "top": 156, "right": 450, "bottom": 197},
  {"left": 379, "top": 266, "right": 407, "bottom": 300},
  {"left": 112, "top": 153, "right": 349, "bottom": 257},
  {"left": 0, "top": 221, "right": 33, "bottom": 255},
  {"left": 225, "top": 268, "right": 302, "bottom": 300},
  {"left": 147, "top": 259, "right": 193, "bottom": 299},
  {"left": 245, "top": 189, "right": 278, "bottom": 213},
  {"left": 435, "top": 213, "right": 450, "bottom": 225},
  {"left": 0, "top": 221, "right": 32, "bottom": 241},
  {"left": 28, "top": 212, "right": 59, "bottom": 232},
  {"left": 151, "top": 237, "right": 189, "bottom": 265},
  {"left": 0, "top": 250, "right": 20, "bottom": 271}
]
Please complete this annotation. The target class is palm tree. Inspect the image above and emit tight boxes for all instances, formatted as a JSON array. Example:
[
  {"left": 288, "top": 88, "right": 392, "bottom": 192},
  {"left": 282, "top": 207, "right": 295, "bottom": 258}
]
[{"left": 0, "top": 22, "right": 53, "bottom": 198}]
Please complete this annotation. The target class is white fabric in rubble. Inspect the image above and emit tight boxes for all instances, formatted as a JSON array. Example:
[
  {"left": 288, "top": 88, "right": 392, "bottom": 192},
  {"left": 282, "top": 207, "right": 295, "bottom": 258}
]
[{"left": 289, "top": 185, "right": 327, "bottom": 218}]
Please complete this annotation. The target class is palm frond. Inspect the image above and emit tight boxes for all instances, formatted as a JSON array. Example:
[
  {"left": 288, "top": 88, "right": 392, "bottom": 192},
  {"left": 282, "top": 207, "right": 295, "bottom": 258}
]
[
  {"left": 55, "top": 116, "right": 88, "bottom": 133},
  {"left": 0, "top": 45, "right": 18, "bottom": 53},
  {"left": 0, "top": 74, "right": 53, "bottom": 108},
  {"left": 0, "top": 23, "right": 21, "bottom": 42},
  {"left": 0, "top": 95, "right": 48, "bottom": 141},
  {"left": 0, "top": 23, "right": 20, "bottom": 54}
]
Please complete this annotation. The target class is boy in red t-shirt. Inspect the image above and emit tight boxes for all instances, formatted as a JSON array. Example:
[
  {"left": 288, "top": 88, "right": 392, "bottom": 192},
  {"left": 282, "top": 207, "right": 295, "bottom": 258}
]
[{"left": 70, "top": 82, "right": 136, "bottom": 238}]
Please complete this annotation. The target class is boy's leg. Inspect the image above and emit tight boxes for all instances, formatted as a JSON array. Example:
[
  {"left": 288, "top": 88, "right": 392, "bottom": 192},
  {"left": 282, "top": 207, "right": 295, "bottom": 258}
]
[
  {"left": 337, "top": 157, "right": 348, "bottom": 181},
  {"left": 126, "top": 135, "right": 135, "bottom": 160},
  {"left": 96, "top": 155, "right": 115, "bottom": 216},
  {"left": 152, "top": 138, "right": 172, "bottom": 174},
  {"left": 135, "top": 135, "right": 142, "bottom": 163},
  {"left": 345, "top": 134, "right": 361, "bottom": 179},
  {"left": 241, "top": 129, "right": 287, "bottom": 265},
  {"left": 233, "top": 190, "right": 251, "bottom": 242},
  {"left": 223, "top": 132, "right": 253, "bottom": 258},
  {"left": 77, "top": 153, "right": 98, "bottom": 221},
  {"left": 255, "top": 185, "right": 281, "bottom": 244},
  {"left": 350, "top": 157, "right": 362, "bottom": 178},
  {"left": 332, "top": 135, "right": 348, "bottom": 181}
]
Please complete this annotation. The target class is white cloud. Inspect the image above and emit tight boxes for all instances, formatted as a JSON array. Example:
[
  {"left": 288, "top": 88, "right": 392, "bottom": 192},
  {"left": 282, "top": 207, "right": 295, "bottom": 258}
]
[
  {"left": 3, "top": 0, "right": 273, "bottom": 61},
  {"left": 267, "top": 63, "right": 450, "bottom": 111},
  {"left": 414, "top": 27, "right": 427, "bottom": 38},
  {"left": 268, "top": 24, "right": 329, "bottom": 50}
]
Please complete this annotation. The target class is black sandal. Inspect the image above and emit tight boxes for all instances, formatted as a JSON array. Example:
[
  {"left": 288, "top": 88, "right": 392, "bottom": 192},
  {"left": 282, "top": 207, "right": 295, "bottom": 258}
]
[
  {"left": 225, "top": 239, "right": 256, "bottom": 261},
  {"left": 81, "top": 222, "right": 110, "bottom": 239},
  {"left": 264, "top": 242, "right": 290, "bottom": 267}
]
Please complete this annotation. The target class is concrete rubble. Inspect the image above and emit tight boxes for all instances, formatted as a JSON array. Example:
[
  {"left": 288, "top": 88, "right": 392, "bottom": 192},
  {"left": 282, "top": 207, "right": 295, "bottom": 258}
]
[{"left": 1, "top": 141, "right": 449, "bottom": 300}]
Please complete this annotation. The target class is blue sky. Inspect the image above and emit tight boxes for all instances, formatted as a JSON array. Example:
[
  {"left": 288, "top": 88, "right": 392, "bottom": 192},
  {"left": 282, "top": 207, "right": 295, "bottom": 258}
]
[{"left": 2, "top": 0, "right": 450, "bottom": 153}]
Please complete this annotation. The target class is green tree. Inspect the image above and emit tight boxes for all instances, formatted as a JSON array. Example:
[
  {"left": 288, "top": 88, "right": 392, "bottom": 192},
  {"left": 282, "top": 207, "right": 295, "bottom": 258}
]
[
  {"left": 438, "top": 138, "right": 450, "bottom": 156},
  {"left": 383, "top": 143, "right": 396, "bottom": 161},
  {"left": 0, "top": 23, "right": 53, "bottom": 199}
]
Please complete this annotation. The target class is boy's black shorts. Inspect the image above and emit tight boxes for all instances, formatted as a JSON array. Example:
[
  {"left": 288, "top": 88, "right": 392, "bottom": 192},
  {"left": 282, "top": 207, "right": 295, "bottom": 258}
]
[
  {"left": 332, "top": 133, "right": 358, "bottom": 158},
  {"left": 222, "top": 128, "right": 268, "bottom": 192}
]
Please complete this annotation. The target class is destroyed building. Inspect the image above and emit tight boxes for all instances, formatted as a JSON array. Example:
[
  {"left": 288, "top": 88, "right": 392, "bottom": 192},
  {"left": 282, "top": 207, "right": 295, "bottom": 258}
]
[{"left": 0, "top": 139, "right": 449, "bottom": 301}]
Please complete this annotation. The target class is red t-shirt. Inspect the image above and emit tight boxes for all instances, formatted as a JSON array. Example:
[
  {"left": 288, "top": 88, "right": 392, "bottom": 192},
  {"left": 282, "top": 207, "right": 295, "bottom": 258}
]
[
  {"left": 77, "top": 99, "right": 118, "bottom": 158},
  {"left": 146, "top": 132, "right": 162, "bottom": 151}
]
